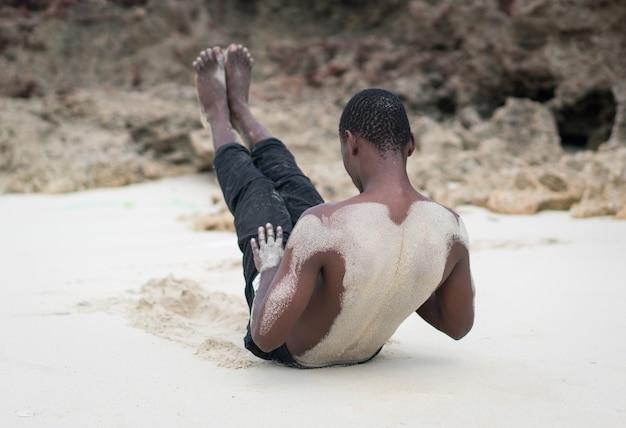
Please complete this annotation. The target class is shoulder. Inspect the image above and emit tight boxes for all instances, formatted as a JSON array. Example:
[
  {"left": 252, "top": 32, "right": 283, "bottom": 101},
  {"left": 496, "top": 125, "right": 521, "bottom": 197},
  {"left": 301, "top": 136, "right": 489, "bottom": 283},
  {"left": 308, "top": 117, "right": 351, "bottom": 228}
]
[
  {"left": 298, "top": 199, "right": 354, "bottom": 220},
  {"left": 287, "top": 203, "right": 336, "bottom": 246},
  {"left": 409, "top": 200, "right": 469, "bottom": 245},
  {"left": 410, "top": 199, "right": 458, "bottom": 221},
  {"left": 299, "top": 192, "right": 386, "bottom": 220},
  {"left": 436, "top": 203, "right": 470, "bottom": 248},
  {"left": 288, "top": 200, "right": 370, "bottom": 253},
  {"left": 284, "top": 204, "right": 346, "bottom": 264},
  {"left": 298, "top": 203, "right": 332, "bottom": 220}
]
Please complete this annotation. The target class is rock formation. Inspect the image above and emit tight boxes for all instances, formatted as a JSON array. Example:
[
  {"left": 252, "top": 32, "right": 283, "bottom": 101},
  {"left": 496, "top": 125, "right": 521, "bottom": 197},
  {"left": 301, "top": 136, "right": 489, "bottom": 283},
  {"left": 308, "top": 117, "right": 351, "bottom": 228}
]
[{"left": 0, "top": 0, "right": 624, "bottom": 218}]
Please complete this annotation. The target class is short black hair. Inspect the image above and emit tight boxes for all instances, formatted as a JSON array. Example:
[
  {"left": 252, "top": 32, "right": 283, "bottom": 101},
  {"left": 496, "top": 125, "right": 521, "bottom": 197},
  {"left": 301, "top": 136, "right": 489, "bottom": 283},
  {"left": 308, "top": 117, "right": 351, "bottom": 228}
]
[{"left": 339, "top": 88, "right": 411, "bottom": 155}]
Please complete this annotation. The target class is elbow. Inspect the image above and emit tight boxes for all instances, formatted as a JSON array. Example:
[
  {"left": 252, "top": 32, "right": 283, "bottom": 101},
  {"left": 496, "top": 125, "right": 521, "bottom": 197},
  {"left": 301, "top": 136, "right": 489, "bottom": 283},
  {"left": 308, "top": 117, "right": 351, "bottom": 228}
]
[
  {"left": 444, "top": 308, "right": 474, "bottom": 340},
  {"left": 449, "top": 326, "right": 471, "bottom": 340},
  {"left": 448, "top": 317, "right": 474, "bottom": 340},
  {"left": 250, "top": 319, "right": 283, "bottom": 353},
  {"left": 251, "top": 331, "right": 279, "bottom": 354}
]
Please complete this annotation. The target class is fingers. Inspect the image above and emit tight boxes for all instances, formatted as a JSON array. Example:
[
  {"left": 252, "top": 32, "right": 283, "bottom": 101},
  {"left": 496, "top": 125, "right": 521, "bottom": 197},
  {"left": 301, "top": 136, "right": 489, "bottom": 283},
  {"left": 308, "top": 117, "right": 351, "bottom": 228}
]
[
  {"left": 266, "top": 223, "right": 274, "bottom": 243},
  {"left": 258, "top": 223, "right": 274, "bottom": 245},
  {"left": 257, "top": 225, "right": 266, "bottom": 245},
  {"left": 253, "top": 223, "right": 283, "bottom": 246},
  {"left": 251, "top": 223, "right": 285, "bottom": 273},
  {"left": 275, "top": 225, "right": 283, "bottom": 246}
]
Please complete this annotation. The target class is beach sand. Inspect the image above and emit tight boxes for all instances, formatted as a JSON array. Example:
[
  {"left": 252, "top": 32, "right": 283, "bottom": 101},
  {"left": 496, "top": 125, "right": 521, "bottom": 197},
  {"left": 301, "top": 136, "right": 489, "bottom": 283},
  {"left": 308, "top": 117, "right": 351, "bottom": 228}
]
[{"left": 1, "top": 174, "right": 625, "bottom": 427}]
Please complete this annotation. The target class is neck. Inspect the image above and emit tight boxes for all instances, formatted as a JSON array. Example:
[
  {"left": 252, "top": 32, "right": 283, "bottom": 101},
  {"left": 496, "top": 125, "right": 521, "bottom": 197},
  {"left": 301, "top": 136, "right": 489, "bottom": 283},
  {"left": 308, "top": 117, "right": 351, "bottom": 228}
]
[{"left": 359, "top": 155, "right": 413, "bottom": 194}]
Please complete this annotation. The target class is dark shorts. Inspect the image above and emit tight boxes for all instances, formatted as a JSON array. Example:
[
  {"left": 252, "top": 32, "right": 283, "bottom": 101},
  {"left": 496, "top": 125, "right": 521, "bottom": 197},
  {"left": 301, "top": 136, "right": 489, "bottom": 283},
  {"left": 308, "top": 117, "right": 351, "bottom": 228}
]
[{"left": 213, "top": 138, "right": 324, "bottom": 367}]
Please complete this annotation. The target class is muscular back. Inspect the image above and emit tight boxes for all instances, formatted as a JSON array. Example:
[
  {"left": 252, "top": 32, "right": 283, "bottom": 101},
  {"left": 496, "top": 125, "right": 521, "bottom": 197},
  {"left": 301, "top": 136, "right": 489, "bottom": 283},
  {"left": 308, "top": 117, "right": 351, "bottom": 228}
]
[{"left": 254, "top": 199, "right": 470, "bottom": 368}]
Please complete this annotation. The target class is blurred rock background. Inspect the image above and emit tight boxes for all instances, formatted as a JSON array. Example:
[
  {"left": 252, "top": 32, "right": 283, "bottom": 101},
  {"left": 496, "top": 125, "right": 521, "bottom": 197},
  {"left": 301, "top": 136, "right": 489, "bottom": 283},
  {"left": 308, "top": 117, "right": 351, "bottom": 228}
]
[{"left": 1, "top": 0, "right": 624, "bottom": 218}]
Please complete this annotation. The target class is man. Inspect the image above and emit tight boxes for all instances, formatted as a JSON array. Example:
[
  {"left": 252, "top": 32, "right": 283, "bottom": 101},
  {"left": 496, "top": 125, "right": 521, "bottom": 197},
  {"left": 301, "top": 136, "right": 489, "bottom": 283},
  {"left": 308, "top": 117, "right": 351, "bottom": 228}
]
[{"left": 192, "top": 44, "right": 475, "bottom": 368}]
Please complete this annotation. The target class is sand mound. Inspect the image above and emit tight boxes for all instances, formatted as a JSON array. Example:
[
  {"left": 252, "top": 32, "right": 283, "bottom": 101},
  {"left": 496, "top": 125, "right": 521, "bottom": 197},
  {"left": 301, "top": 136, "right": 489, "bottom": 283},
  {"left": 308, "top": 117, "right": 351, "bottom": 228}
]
[{"left": 81, "top": 275, "right": 258, "bottom": 369}]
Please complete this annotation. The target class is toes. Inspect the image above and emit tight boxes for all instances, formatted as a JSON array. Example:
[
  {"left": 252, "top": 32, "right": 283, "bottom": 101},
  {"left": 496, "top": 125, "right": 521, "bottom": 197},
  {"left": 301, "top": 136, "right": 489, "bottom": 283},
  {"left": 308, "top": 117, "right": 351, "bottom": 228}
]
[
  {"left": 214, "top": 48, "right": 225, "bottom": 65},
  {"left": 227, "top": 44, "right": 244, "bottom": 56},
  {"left": 194, "top": 47, "right": 226, "bottom": 71},
  {"left": 200, "top": 49, "right": 211, "bottom": 64},
  {"left": 193, "top": 51, "right": 208, "bottom": 71},
  {"left": 223, "top": 44, "right": 253, "bottom": 66}
]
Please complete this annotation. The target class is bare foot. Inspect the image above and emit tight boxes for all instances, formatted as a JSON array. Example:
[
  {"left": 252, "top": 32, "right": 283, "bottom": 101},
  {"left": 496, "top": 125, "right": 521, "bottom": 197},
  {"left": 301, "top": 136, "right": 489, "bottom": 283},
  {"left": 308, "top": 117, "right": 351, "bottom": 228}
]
[
  {"left": 224, "top": 44, "right": 253, "bottom": 127},
  {"left": 193, "top": 47, "right": 228, "bottom": 127},
  {"left": 193, "top": 47, "right": 238, "bottom": 150},
  {"left": 224, "top": 44, "right": 272, "bottom": 146}
]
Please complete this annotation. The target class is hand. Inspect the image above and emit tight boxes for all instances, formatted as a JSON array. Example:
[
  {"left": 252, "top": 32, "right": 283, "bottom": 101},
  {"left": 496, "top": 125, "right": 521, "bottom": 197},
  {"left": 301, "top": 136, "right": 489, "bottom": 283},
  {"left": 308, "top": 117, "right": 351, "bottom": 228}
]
[{"left": 251, "top": 223, "right": 284, "bottom": 273}]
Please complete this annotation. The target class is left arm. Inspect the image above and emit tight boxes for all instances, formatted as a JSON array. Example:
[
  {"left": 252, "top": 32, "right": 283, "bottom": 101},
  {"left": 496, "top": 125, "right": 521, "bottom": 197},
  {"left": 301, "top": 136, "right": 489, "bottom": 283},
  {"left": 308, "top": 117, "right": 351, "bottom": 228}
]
[{"left": 416, "top": 241, "right": 475, "bottom": 339}]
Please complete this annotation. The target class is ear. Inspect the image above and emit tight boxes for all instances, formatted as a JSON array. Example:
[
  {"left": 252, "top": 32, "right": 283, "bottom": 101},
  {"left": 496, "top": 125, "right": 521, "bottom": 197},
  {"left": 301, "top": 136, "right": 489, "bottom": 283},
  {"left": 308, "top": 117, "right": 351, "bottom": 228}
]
[
  {"left": 345, "top": 130, "right": 358, "bottom": 155},
  {"left": 406, "top": 133, "right": 416, "bottom": 157}
]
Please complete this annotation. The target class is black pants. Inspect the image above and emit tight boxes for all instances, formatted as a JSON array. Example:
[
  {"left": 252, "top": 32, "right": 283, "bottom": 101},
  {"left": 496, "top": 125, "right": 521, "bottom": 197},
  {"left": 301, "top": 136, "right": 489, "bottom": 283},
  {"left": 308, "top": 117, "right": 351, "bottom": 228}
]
[{"left": 213, "top": 138, "right": 324, "bottom": 366}]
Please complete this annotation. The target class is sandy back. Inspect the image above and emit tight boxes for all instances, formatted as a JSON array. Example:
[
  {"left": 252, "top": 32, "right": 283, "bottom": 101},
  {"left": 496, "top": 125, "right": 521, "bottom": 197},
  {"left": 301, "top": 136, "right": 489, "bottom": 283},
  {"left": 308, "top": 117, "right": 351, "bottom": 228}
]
[{"left": 291, "top": 200, "right": 468, "bottom": 367}]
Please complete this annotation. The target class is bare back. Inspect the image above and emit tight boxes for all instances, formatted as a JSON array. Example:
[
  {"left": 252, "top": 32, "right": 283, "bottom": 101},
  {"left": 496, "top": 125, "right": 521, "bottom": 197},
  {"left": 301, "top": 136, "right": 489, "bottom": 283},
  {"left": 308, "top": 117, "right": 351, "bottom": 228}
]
[{"left": 257, "top": 199, "right": 470, "bottom": 368}]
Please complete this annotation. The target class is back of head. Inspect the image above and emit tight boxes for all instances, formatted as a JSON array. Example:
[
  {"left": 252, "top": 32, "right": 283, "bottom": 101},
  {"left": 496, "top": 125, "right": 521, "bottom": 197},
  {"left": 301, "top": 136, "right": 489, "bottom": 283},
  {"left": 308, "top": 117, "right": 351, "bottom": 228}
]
[{"left": 339, "top": 88, "right": 411, "bottom": 156}]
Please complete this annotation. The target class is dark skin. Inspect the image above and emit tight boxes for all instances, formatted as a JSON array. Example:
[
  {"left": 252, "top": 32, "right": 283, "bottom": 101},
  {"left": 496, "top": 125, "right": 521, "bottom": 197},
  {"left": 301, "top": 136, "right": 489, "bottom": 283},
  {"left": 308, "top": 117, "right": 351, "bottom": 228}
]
[{"left": 193, "top": 44, "right": 475, "bottom": 356}]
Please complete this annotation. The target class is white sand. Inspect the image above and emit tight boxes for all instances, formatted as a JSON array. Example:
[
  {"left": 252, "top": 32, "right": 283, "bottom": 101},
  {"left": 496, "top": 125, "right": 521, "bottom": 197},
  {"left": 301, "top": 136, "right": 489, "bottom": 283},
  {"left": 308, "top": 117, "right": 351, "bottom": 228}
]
[{"left": 1, "top": 174, "right": 625, "bottom": 427}]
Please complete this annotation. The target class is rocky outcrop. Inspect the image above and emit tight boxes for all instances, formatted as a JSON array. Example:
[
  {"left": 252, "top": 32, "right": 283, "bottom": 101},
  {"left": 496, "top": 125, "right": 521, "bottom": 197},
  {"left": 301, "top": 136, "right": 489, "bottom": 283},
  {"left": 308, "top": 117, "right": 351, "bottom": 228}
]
[
  {"left": 0, "top": 0, "right": 625, "bottom": 219},
  {"left": 569, "top": 146, "right": 626, "bottom": 219},
  {"left": 0, "top": 86, "right": 206, "bottom": 193},
  {"left": 404, "top": 99, "right": 626, "bottom": 218}
]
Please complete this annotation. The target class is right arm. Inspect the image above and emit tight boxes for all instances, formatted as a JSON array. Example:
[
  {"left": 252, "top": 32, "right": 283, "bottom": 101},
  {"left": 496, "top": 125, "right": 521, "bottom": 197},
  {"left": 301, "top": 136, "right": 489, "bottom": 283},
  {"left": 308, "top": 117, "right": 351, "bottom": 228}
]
[
  {"left": 416, "top": 241, "right": 475, "bottom": 340},
  {"left": 249, "top": 214, "right": 325, "bottom": 353}
]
